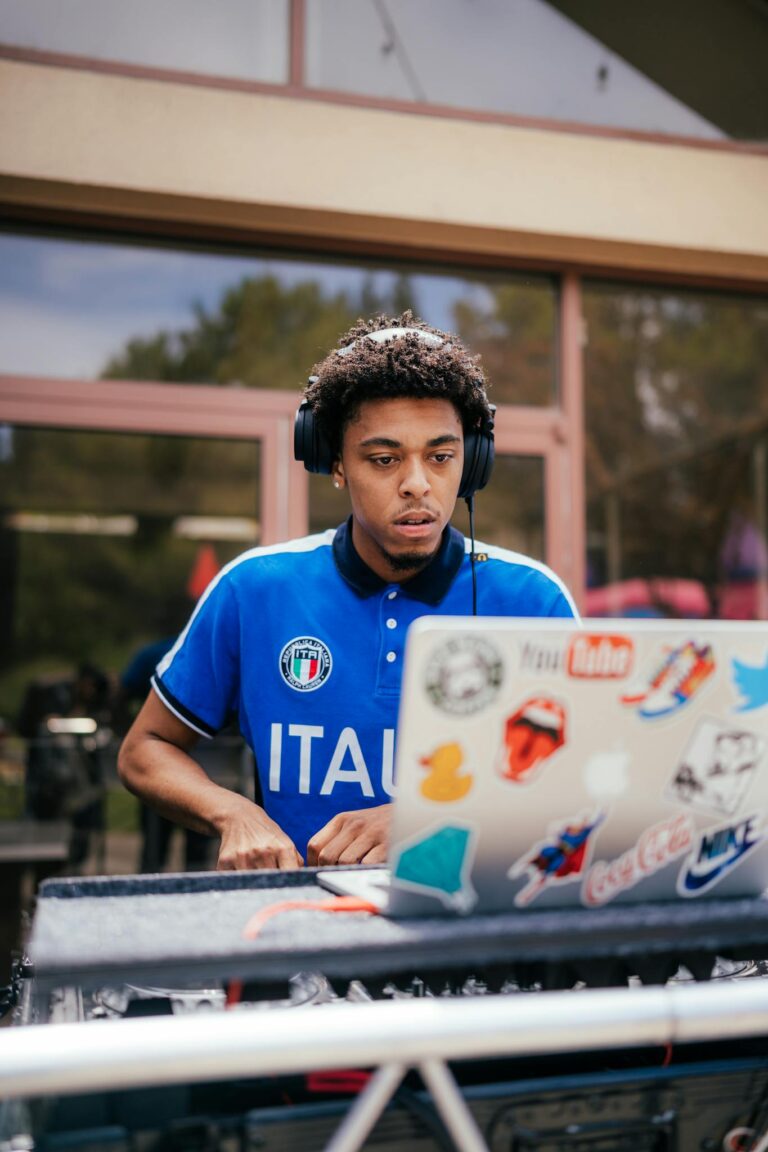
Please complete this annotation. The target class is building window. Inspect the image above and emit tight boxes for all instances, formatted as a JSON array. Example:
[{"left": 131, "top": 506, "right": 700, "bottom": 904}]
[
  {"left": 305, "top": 0, "right": 724, "bottom": 140},
  {"left": 0, "top": 0, "right": 289, "bottom": 83},
  {"left": 583, "top": 282, "right": 768, "bottom": 619},
  {"left": 0, "top": 424, "right": 259, "bottom": 871},
  {"left": 0, "top": 230, "right": 557, "bottom": 405}
]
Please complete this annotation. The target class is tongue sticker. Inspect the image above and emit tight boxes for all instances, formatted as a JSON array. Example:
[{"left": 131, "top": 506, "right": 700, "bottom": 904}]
[{"left": 499, "top": 695, "right": 567, "bottom": 783}]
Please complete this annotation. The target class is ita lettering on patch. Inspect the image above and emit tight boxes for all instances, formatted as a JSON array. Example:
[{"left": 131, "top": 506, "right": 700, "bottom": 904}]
[
  {"left": 582, "top": 813, "right": 694, "bottom": 906},
  {"left": 666, "top": 717, "right": 764, "bottom": 817},
  {"left": 508, "top": 811, "right": 604, "bottom": 907},
  {"left": 279, "top": 636, "right": 332, "bottom": 692},
  {"left": 677, "top": 814, "right": 763, "bottom": 896}
]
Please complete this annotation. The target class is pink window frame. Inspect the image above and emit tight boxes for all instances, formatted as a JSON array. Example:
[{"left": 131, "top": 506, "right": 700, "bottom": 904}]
[
  {"left": 0, "top": 277, "right": 586, "bottom": 607},
  {"left": 0, "top": 374, "right": 308, "bottom": 545}
]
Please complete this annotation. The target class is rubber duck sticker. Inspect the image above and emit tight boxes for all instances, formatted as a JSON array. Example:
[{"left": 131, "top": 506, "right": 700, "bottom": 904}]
[
  {"left": 391, "top": 823, "right": 477, "bottom": 913},
  {"left": 500, "top": 695, "right": 567, "bottom": 783},
  {"left": 732, "top": 653, "right": 768, "bottom": 712},
  {"left": 509, "top": 812, "right": 604, "bottom": 907},
  {"left": 419, "top": 742, "right": 473, "bottom": 802},
  {"left": 621, "top": 640, "right": 715, "bottom": 719}
]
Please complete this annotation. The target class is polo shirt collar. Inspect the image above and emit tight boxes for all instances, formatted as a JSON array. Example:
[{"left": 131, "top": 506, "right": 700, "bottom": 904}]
[{"left": 332, "top": 517, "right": 465, "bottom": 606}]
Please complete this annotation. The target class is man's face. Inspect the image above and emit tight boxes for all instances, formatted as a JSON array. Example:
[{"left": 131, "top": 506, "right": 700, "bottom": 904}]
[{"left": 332, "top": 397, "right": 464, "bottom": 583}]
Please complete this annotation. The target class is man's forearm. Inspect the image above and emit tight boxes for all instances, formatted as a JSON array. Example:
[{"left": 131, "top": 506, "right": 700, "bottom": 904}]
[
  {"left": 118, "top": 728, "right": 240, "bottom": 838},
  {"left": 118, "top": 693, "right": 302, "bottom": 870}
]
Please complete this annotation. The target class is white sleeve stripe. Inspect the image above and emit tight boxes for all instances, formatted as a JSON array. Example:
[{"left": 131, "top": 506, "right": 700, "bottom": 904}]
[
  {"left": 465, "top": 538, "right": 581, "bottom": 618},
  {"left": 151, "top": 681, "right": 214, "bottom": 740},
  {"left": 156, "top": 529, "right": 336, "bottom": 679}
]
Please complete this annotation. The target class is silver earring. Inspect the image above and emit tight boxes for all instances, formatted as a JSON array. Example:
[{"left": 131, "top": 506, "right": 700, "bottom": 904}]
[{"left": 333, "top": 480, "right": 340, "bottom": 489}]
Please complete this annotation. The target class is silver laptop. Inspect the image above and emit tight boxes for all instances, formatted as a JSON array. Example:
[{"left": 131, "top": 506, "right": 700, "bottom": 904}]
[{"left": 318, "top": 617, "right": 768, "bottom": 916}]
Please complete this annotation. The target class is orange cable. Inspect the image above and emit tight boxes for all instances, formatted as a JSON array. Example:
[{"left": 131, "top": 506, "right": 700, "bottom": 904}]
[
  {"left": 242, "top": 895, "right": 380, "bottom": 940},
  {"left": 226, "top": 895, "right": 380, "bottom": 1007}
]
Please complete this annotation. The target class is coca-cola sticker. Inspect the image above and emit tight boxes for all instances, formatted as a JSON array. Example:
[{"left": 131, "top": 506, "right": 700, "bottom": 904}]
[{"left": 582, "top": 813, "right": 694, "bottom": 906}]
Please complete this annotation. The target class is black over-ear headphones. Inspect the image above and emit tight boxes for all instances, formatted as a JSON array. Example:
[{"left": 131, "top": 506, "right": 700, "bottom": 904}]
[{"left": 293, "top": 327, "right": 496, "bottom": 500}]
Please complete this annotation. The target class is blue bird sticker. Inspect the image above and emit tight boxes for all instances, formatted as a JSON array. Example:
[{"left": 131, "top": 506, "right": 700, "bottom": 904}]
[{"left": 732, "top": 654, "right": 768, "bottom": 712}]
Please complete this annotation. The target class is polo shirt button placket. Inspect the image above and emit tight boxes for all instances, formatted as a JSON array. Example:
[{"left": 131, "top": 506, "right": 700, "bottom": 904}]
[{"left": 383, "top": 590, "right": 400, "bottom": 679}]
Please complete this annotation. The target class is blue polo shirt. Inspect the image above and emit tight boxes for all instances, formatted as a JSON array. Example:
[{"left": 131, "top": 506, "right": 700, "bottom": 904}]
[{"left": 153, "top": 520, "right": 577, "bottom": 858}]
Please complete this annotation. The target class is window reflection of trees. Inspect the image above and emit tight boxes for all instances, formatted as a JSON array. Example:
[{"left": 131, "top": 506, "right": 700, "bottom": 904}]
[{"left": 584, "top": 285, "right": 768, "bottom": 619}]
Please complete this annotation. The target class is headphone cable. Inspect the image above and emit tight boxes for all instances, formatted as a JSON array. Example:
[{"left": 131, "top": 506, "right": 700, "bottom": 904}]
[{"left": 466, "top": 494, "right": 478, "bottom": 616}]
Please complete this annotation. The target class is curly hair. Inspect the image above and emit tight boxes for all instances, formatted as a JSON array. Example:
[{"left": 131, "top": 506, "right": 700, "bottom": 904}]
[{"left": 304, "top": 312, "right": 492, "bottom": 459}]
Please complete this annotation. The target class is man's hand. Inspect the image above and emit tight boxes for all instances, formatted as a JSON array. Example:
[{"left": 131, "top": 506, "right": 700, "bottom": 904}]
[
  {"left": 306, "top": 804, "right": 392, "bottom": 866},
  {"left": 215, "top": 794, "right": 303, "bottom": 871}
]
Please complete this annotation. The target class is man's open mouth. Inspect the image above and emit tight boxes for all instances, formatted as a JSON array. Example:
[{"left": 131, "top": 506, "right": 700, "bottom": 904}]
[{"left": 394, "top": 513, "right": 435, "bottom": 526}]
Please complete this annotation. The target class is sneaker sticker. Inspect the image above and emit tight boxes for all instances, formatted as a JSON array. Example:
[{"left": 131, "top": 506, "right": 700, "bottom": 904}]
[
  {"left": 418, "top": 742, "right": 473, "bottom": 803},
  {"left": 621, "top": 640, "right": 715, "bottom": 719},
  {"left": 582, "top": 813, "right": 694, "bottom": 906},
  {"left": 391, "top": 823, "right": 477, "bottom": 913},
  {"left": 499, "top": 695, "right": 567, "bottom": 784},
  {"left": 732, "top": 654, "right": 768, "bottom": 712},
  {"left": 509, "top": 811, "right": 604, "bottom": 907},
  {"left": 667, "top": 717, "right": 765, "bottom": 816},
  {"left": 677, "top": 813, "right": 763, "bottom": 897}
]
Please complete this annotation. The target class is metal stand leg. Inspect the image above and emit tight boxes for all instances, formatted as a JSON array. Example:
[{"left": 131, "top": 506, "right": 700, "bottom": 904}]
[
  {"left": 325, "top": 1063, "right": 406, "bottom": 1152},
  {"left": 419, "top": 1059, "right": 490, "bottom": 1152}
]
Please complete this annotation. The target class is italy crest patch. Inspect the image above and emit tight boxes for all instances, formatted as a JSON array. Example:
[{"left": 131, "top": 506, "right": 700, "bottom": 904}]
[{"left": 279, "top": 636, "right": 333, "bottom": 692}]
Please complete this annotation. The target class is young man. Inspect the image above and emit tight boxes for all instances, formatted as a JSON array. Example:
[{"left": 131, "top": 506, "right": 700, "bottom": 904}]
[{"left": 118, "top": 314, "right": 577, "bottom": 871}]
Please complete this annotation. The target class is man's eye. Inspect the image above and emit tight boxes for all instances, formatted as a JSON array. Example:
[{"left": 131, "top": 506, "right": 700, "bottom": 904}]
[
  {"left": 373, "top": 455, "right": 395, "bottom": 466},
  {"left": 432, "top": 453, "right": 454, "bottom": 463}
]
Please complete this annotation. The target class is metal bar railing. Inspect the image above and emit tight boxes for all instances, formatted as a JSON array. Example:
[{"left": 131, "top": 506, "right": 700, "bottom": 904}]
[{"left": 3, "top": 979, "right": 768, "bottom": 1101}]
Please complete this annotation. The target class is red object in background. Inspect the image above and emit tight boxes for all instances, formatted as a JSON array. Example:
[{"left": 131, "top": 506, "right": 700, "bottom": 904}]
[
  {"left": 584, "top": 577, "right": 710, "bottom": 618},
  {"left": 306, "top": 1071, "right": 373, "bottom": 1094},
  {"left": 719, "top": 580, "right": 768, "bottom": 621},
  {"left": 186, "top": 544, "right": 220, "bottom": 600}
]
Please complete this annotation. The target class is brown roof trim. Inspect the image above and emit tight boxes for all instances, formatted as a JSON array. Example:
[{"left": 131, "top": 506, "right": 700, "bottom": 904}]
[{"left": 1, "top": 184, "right": 767, "bottom": 297}]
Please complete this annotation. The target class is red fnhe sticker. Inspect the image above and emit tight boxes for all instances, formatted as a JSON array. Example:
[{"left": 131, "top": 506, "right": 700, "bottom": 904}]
[{"left": 567, "top": 634, "right": 634, "bottom": 679}]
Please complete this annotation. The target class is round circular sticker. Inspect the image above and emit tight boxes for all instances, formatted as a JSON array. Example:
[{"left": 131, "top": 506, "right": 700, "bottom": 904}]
[
  {"left": 279, "top": 636, "right": 333, "bottom": 692},
  {"left": 425, "top": 635, "right": 503, "bottom": 715}
]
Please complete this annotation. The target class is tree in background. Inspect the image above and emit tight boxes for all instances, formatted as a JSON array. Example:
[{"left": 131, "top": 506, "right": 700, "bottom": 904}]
[
  {"left": 583, "top": 286, "right": 768, "bottom": 605},
  {"left": 0, "top": 272, "right": 420, "bottom": 716}
]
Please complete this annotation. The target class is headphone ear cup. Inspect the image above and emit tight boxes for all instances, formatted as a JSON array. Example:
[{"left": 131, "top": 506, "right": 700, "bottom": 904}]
[
  {"left": 294, "top": 400, "right": 334, "bottom": 475},
  {"left": 459, "top": 414, "right": 495, "bottom": 499}
]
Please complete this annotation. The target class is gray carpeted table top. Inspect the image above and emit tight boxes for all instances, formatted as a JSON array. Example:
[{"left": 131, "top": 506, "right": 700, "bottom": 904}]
[{"left": 28, "top": 868, "right": 768, "bottom": 991}]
